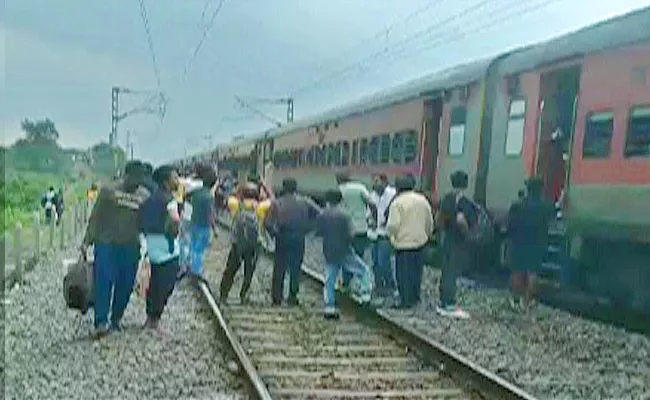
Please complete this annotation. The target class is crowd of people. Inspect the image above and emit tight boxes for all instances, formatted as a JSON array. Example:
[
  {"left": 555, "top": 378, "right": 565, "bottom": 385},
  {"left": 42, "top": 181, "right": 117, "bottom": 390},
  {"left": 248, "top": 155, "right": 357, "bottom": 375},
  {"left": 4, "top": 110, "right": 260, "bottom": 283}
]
[{"left": 79, "top": 159, "right": 553, "bottom": 338}]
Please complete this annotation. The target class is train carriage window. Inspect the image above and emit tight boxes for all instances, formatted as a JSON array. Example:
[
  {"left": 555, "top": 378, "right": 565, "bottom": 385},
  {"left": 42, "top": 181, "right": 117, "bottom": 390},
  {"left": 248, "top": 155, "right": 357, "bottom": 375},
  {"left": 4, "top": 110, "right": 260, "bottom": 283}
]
[
  {"left": 368, "top": 136, "right": 380, "bottom": 164},
  {"left": 505, "top": 99, "right": 526, "bottom": 156},
  {"left": 351, "top": 140, "right": 359, "bottom": 165},
  {"left": 583, "top": 111, "right": 614, "bottom": 158},
  {"left": 316, "top": 145, "right": 326, "bottom": 166},
  {"left": 404, "top": 131, "right": 418, "bottom": 163},
  {"left": 624, "top": 106, "right": 650, "bottom": 158},
  {"left": 360, "top": 138, "right": 369, "bottom": 165},
  {"left": 342, "top": 141, "right": 350, "bottom": 166},
  {"left": 307, "top": 146, "right": 316, "bottom": 166},
  {"left": 326, "top": 143, "right": 336, "bottom": 166},
  {"left": 392, "top": 133, "right": 404, "bottom": 164},
  {"left": 380, "top": 134, "right": 391, "bottom": 164},
  {"left": 448, "top": 107, "right": 466, "bottom": 156},
  {"left": 334, "top": 142, "right": 343, "bottom": 166}
]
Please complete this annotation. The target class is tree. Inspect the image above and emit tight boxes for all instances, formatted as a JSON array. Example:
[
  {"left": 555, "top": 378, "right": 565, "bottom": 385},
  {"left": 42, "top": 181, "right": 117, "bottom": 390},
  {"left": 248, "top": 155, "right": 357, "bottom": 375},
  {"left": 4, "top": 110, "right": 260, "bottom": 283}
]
[{"left": 21, "top": 118, "right": 59, "bottom": 144}]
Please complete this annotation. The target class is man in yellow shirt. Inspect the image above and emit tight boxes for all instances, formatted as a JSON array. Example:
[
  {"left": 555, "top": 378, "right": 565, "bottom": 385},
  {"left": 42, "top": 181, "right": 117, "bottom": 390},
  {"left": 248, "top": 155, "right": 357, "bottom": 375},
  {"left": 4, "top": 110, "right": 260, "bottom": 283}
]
[{"left": 220, "top": 183, "right": 265, "bottom": 303}]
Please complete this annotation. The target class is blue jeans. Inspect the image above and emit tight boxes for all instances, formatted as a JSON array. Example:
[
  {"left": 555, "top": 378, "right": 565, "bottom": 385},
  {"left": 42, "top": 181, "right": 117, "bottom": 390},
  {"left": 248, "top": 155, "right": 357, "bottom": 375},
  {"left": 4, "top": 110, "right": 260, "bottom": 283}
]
[
  {"left": 372, "top": 237, "right": 395, "bottom": 291},
  {"left": 93, "top": 244, "right": 140, "bottom": 328},
  {"left": 324, "top": 250, "right": 371, "bottom": 309},
  {"left": 343, "top": 234, "right": 369, "bottom": 287},
  {"left": 191, "top": 226, "right": 211, "bottom": 276}
]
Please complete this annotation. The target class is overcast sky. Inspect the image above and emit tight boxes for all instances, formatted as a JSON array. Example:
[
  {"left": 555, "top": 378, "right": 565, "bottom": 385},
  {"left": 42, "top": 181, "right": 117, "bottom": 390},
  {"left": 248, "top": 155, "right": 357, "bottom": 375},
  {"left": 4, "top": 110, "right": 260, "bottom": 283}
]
[{"left": 3, "top": 0, "right": 650, "bottom": 163}]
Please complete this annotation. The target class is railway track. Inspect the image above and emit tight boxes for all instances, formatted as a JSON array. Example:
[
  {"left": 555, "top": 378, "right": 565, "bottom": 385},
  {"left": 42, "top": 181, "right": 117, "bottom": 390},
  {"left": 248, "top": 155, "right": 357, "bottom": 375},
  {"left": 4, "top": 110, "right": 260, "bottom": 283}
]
[{"left": 201, "top": 221, "right": 538, "bottom": 400}]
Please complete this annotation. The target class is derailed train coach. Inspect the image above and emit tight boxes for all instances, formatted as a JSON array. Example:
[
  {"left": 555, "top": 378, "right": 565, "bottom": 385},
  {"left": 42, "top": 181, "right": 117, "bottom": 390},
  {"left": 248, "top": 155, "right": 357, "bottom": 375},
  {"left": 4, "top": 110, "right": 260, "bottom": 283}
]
[
  {"left": 481, "top": 8, "right": 650, "bottom": 311},
  {"left": 210, "top": 7, "right": 650, "bottom": 311}
]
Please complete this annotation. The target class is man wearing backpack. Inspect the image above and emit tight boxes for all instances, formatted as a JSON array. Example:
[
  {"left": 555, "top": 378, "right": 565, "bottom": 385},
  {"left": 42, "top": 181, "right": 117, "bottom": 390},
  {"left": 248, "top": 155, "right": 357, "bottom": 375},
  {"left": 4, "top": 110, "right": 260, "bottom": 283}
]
[
  {"left": 220, "top": 182, "right": 262, "bottom": 303},
  {"left": 265, "top": 178, "right": 319, "bottom": 306},
  {"left": 80, "top": 161, "right": 150, "bottom": 338},
  {"left": 437, "top": 170, "right": 475, "bottom": 319}
]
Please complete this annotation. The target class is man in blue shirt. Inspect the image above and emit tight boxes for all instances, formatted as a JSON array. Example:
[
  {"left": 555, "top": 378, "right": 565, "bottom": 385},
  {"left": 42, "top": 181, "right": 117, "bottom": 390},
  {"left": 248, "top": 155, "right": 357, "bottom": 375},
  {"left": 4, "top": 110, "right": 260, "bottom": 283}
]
[{"left": 139, "top": 165, "right": 181, "bottom": 333}]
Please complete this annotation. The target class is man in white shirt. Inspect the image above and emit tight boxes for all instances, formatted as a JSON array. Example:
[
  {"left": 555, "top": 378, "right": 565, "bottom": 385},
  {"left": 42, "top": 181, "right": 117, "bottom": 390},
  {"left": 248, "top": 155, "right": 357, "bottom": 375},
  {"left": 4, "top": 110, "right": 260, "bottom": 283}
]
[{"left": 369, "top": 174, "right": 397, "bottom": 297}]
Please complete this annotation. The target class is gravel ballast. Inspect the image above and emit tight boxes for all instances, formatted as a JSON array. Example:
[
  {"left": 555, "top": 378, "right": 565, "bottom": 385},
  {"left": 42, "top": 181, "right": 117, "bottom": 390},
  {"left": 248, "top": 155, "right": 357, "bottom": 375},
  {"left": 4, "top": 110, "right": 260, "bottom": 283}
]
[
  {"left": 4, "top": 245, "right": 246, "bottom": 400},
  {"left": 300, "top": 236, "right": 650, "bottom": 400}
]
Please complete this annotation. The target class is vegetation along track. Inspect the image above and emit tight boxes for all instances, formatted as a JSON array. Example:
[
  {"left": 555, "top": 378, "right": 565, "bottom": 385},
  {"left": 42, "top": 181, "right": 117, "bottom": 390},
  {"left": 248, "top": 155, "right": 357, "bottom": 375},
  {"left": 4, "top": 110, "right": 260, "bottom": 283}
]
[{"left": 199, "top": 221, "right": 538, "bottom": 400}]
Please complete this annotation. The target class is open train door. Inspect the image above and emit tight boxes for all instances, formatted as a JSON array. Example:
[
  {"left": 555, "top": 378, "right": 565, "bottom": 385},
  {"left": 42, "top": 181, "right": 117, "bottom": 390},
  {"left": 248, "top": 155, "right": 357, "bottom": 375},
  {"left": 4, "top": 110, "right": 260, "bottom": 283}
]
[
  {"left": 535, "top": 66, "right": 581, "bottom": 206},
  {"left": 420, "top": 97, "right": 443, "bottom": 201}
]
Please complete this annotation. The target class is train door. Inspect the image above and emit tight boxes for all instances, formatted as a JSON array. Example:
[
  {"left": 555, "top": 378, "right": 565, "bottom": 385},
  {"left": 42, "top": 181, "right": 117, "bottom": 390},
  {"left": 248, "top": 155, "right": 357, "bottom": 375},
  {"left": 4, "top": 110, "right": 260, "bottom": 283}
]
[
  {"left": 420, "top": 98, "right": 443, "bottom": 197},
  {"left": 536, "top": 66, "right": 581, "bottom": 205},
  {"left": 262, "top": 139, "right": 274, "bottom": 183}
]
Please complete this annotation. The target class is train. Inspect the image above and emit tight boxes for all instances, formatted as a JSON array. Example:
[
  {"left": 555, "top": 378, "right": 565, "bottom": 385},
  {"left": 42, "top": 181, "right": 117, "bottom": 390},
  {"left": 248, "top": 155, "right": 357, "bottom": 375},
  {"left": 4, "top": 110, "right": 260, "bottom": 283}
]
[{"left": 174, "top": 7, "right": 650, "bottom": 312}]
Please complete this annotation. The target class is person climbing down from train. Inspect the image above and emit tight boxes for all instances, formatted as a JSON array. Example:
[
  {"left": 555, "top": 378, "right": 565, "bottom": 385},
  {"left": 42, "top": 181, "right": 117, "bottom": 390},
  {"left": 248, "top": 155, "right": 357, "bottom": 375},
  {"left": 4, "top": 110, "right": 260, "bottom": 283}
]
[
  {"left": 220, "top": 182, "right": 263, "bottom": 304},
  {"left": 138, "top": 165, "right": 182, "bottom": 334},
  {"left": 369, "top": 173, "right": 397, "bottom": 298},
  {"left": 317, "top": 189, "right": 372, "bottom": 319},
  {"left": 80, "top": 161, "right": 150, "bottom": 338},
  {"left": 265, "top": 178, "right": 320, "bottom": 306},
  {"left": 386, "top": 174, "right": 434, "bottom": 310},
  {"left": 189, "top": 166, "right": 218, "bottom": 283},
  {"left": 336, "top": 172, "right": 377, "bottom": 291},
  {"left": 507, "top": 177, "right": 554, "bottom": 312},
  {"left": 436, "top": 170, "right": 475, "bottom": 319}
]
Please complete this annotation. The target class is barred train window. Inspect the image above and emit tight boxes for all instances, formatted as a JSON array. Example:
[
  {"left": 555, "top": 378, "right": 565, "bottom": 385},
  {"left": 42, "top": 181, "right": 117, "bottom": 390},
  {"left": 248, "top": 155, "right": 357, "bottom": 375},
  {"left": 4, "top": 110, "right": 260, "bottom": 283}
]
[
  {"left": 583, "top": 111, "right": 614, "bottom": 158},
  {"left": 360, "top": 138, "right": 369, "bottom": 165},
  {"left": 351, "top": 140, "right": 359, "bottom": 165},
  {"left": 326, "top": 143, "right": 335, "bottom": 166},
  {"left": 404, "top": 130, "right": 418, "bottom": 163},
  {"left": 505, "top": 99, "right": 526, "bottom": 156},
  {"left": 624, "top": 106, "right": 650, "bottom": 158},
  {"left": 380, "top": 134, "right": 391, "bottom": 164},
  {"left": 332, "top": 142, "right": 340, "bottom": 166},
  {"left": 392, "top": 133, "right": 404, "bottom": 164},
  {"left": 342, "top": 141, "right": 350, "bottom": 166},
  {"left": 369, "top": 136, "right": 379, "bottom": 165},
  {"left": 448, "top": 107, "right": 466, "bottom": 156}
]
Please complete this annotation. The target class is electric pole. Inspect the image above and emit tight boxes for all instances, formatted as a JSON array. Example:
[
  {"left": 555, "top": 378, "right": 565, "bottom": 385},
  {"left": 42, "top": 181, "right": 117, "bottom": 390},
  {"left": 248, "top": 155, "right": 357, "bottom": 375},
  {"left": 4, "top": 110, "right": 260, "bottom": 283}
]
[{"left": 235, "top": 96, "right": 294, "bottom": 126}]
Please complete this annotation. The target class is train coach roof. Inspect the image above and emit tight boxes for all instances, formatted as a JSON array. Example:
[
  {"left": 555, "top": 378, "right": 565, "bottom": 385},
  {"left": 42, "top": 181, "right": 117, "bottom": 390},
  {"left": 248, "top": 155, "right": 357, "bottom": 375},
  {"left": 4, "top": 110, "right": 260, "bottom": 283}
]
[
  {"left": 499, "top": 6, "right": 650, "bottom": 75},
  {"left": 268, "top": 57, "right": 493, "bottom": 139}
]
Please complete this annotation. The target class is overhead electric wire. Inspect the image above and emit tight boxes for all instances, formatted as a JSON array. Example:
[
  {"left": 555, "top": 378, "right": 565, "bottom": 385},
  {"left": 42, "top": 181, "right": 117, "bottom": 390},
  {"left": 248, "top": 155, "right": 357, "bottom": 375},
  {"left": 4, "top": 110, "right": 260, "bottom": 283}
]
[
  {"left": 137, "top": 0, "right": 162, "bottom": 90},
  {"left": 309, "top": 0, "right": 445, "bottom": 72},
  {"left": 182, "top": 0, "right": 228, "bottom": 81},
  {"left": 289, "top": 0, "right": 499, "bottom": 97},
  {"left": 307, "top": 0, "right": 561, "bottom": 90}
]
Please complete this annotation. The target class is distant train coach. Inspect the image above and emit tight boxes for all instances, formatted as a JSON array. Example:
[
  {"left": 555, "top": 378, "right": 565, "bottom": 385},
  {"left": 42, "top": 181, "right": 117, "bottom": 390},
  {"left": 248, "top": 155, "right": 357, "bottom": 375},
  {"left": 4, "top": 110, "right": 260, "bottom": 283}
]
[{"left": 209, "top": 8, "right": 650, "bottom": 312}]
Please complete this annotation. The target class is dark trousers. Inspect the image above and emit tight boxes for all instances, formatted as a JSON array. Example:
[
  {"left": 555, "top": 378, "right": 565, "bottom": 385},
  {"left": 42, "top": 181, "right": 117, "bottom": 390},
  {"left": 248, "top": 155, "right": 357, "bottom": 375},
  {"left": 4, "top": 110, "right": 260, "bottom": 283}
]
[
  {"left": 147, "top": 257, "right": 180, "bottom": 320},
  {"left": 343, "top": 234, "right": 369, "bottom": 287},
  {"left": 220, "top": 244, "right": 257, "bottom": 300},
  {"left": 93, "top": 244, "right": 140, "bottom": 328},
  {"left": 272, "top": 234, "right": 304, "bottom": 304},
  {"left": 395, "top": 247, "right": 425, "bottom": 307},
  {"left": 440, "top": 238, "right": 466, "bottom": 308}
]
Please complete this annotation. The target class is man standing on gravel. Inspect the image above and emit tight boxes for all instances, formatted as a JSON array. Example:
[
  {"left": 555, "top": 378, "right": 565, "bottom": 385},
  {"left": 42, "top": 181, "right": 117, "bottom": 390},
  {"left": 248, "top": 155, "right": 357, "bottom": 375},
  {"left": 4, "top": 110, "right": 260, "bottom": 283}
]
[
  {"left": 81, "top": 161, "right": 150, "bottom": 338},
  {"left": 437, "top": 170, "right": 474, "bottom": 319},
  {"left": 368, "top": 173, "right": 397, "bottom": 297},
  {"left": 139, "top": 165, "right": 182, "bottom": 333},
  {"left": 507, "top": 178, "right": 554, "bottom": 312},
  {"left": 265, "top": 178, "right": 319, "bottom": 306},
  {"left": 386, "top": 174, "right": 433, "bottom": 309}
]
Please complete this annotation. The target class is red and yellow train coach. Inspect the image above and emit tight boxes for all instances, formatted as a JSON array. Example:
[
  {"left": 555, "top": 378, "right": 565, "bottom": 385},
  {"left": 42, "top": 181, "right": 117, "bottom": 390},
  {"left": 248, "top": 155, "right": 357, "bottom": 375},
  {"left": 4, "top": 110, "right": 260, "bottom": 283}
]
[{"left": 212, "top": 7, "right": 650, "bottom": 311}]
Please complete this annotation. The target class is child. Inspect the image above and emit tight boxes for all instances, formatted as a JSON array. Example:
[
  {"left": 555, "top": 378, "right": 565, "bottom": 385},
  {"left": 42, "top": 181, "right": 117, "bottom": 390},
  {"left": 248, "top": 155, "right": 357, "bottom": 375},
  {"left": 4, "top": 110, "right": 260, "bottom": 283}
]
[{"left": 316, "top": 189, "right": 372, "bottom": 320}]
